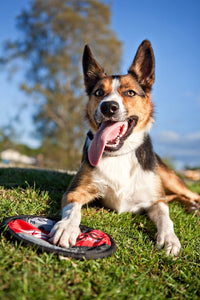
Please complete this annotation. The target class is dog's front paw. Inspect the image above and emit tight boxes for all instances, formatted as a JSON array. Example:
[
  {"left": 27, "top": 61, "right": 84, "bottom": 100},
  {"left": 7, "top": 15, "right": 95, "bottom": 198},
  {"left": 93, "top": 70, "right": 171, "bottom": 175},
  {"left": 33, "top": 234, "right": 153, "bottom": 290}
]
[
  {"left": 156, "top": 231, "right": 181, "bottom": 256},
  {"left": 48, "top": 219, "right": 80, "bottom": 248}
]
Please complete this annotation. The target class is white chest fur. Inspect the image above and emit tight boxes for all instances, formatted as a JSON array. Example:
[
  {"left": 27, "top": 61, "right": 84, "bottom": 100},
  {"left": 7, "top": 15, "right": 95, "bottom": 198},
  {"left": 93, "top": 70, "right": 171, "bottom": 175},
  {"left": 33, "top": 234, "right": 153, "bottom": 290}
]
[{"left": 92, "top": 151, "right": 157, "bottom": 214}]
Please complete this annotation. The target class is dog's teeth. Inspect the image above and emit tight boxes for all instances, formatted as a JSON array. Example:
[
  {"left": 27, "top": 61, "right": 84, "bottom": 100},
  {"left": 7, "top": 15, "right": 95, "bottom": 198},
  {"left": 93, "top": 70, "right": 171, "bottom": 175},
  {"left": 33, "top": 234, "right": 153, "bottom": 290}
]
[{"left": 106, "top": 122, "right": 128, "bottom": 148}]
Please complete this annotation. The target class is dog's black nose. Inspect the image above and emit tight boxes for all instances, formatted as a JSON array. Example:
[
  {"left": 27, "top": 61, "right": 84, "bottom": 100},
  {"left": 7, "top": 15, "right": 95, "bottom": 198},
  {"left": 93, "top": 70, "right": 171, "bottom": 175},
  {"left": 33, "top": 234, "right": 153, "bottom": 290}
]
[{"left": 100, "top": 101, "right": 119, "bottom": 117}]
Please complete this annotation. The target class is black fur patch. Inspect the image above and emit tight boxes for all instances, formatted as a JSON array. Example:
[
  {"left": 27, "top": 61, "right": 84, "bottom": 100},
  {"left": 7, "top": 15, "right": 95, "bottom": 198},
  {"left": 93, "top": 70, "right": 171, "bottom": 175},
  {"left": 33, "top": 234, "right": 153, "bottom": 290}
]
[
  {"left": 81, "top": 131, "right": 94, "bottom": 166},
  {"left": 136, "top": 135, "right": 156, "bottom": 171}
]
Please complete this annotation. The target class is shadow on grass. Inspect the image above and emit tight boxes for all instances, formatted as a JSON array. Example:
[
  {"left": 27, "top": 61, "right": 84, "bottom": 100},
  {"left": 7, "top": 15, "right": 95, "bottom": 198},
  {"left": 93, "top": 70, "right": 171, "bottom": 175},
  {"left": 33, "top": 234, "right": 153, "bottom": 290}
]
[
  {"left": 0, "top": 166, "right": 73, "bottom": 190},
  {"left": 0, "top": 167, "right": 75, "bottom": 211},
  {"left": 0, "top": 167, "right": 105, "bottom": 212}
]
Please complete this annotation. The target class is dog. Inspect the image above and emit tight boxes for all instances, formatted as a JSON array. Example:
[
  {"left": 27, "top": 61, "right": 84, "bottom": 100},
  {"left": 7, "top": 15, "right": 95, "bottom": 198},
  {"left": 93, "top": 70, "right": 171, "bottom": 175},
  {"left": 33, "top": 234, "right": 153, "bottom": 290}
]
[{"left": 48, "top": 40, "right": 200, "bottom": 256}]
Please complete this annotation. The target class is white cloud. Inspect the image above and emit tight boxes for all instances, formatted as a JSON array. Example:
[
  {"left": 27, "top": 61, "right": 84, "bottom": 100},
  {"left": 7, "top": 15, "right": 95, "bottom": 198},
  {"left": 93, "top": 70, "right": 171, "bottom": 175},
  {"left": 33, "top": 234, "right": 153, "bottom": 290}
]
[
  {"left": 186, "top": 132, "right": 200, "bottom": 141},
  {"left": 153, "top": 130, "right": 200, "bottom": 145},
  {"left": 154, "top": 131, "right": 180, "bottom": 143},
  {"left": 152, "top": 130, "right": 200, "bottom": 169}
]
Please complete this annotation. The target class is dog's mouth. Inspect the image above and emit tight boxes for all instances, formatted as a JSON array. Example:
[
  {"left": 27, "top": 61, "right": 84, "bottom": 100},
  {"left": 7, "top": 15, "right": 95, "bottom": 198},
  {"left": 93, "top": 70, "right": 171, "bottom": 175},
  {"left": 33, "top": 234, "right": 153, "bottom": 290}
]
[{"left": 88, "top": 116, "right": 138, "bottom": 167}]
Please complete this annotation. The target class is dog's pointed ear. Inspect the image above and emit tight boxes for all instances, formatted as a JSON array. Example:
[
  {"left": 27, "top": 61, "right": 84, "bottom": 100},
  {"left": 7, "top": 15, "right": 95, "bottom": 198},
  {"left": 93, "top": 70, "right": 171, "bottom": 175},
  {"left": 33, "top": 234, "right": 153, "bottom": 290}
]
[
  {"left": 82, "top": 45, "right": 106, "bottom": 95},
  {"left": 128, "top": 40, "right": 155, "bottom": 92}
]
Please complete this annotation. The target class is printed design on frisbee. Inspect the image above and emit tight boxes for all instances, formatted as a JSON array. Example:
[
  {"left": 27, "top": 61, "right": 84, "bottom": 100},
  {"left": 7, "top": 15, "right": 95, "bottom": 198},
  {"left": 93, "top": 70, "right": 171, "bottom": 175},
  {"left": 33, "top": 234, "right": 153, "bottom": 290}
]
[
  {"left": 1, "top": 215, "right": 116, "bottom": 259},
  {"left": 8, "top": 218, "right": 111, "bottom": 247}
]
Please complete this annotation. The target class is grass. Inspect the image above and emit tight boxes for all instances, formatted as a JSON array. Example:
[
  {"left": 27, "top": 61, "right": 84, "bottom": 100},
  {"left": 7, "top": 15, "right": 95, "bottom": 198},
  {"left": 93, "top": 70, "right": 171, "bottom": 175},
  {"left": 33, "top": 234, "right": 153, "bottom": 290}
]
[{"left": 0, "top": 167, "right": 200, "bottom": 299}]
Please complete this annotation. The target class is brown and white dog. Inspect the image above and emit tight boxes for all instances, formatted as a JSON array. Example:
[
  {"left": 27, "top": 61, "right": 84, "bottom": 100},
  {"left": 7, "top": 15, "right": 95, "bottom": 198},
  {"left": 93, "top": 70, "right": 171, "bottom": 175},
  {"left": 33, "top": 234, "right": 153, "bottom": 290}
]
[{"left": 48, "top": 40, "right": 200, "bottom": 256}]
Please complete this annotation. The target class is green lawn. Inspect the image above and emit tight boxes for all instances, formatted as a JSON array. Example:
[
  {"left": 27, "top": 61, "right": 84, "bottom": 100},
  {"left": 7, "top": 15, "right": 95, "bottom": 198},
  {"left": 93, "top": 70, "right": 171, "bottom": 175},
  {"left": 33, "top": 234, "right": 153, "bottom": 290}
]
[{"left": 0, "top": 167, "right": 199, "bottom": 299}]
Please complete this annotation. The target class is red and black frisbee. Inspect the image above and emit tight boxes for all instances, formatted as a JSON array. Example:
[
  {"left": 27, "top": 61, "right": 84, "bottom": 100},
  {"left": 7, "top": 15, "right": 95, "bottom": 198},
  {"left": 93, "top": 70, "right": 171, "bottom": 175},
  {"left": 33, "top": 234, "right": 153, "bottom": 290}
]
[{"left": 1, "top": 215, "right": 116, "bottom": 260}]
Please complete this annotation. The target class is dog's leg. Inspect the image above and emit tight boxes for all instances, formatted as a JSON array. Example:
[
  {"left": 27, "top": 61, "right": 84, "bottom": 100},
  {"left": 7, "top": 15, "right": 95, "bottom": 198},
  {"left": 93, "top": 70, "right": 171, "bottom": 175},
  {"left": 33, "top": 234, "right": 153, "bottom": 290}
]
[
  {"left": 147, "top": 201, "right": 181, "bottom": 256},
  {"left": 156, "top": 155, "right": 200, "bottom": 210},
  {"left": 165, "top": 194, "right": 200, "bottom": 212},
  {"left": 48, "top": 164, "right": 98, "bottom": 248}
]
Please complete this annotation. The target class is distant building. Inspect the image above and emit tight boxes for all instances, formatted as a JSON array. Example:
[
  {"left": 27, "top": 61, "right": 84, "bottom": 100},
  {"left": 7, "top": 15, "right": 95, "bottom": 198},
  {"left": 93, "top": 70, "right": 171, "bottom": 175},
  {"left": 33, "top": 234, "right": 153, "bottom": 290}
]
[{"left": 1, "top": 149, "right": 37, "bottom": 165}]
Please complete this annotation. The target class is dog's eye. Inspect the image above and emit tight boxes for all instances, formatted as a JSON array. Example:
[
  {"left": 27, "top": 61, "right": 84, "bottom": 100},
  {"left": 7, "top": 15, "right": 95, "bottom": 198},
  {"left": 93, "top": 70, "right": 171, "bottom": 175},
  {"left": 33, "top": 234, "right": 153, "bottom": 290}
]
[
  {"left": 94, "top": 88, "right": 104, "bottom": 97},
  {"left": 125, "top": 90, "right": 136, "bottom": 97}
]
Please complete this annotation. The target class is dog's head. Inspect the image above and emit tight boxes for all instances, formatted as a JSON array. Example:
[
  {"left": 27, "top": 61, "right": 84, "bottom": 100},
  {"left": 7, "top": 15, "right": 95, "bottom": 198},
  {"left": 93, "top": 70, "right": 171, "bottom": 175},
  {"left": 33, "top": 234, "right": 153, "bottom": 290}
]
[{"left": 82, "top": 40, "right": 155, "bottom": 166}]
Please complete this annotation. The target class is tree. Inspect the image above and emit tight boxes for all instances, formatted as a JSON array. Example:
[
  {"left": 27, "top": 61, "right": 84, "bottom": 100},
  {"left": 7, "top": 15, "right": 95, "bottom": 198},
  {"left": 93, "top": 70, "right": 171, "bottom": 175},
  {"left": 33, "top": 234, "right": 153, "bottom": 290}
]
[{"left": 1, "top": 0, "right": 122, "bottom": 169}]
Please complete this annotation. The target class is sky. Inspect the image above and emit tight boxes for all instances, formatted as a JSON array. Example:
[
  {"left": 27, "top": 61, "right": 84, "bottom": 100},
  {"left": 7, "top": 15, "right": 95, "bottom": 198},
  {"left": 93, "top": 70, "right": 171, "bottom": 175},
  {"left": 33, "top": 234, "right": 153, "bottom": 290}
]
[{"left": 0, "top": 0, "right": 200, "bottom": 169}]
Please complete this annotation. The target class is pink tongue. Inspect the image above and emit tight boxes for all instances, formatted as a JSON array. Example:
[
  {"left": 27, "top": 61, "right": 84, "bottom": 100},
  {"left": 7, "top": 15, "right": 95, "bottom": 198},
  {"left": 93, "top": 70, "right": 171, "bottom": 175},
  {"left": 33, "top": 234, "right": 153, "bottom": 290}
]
[{"left": 88, "top": 121, "right": 126, "bottom": 167}]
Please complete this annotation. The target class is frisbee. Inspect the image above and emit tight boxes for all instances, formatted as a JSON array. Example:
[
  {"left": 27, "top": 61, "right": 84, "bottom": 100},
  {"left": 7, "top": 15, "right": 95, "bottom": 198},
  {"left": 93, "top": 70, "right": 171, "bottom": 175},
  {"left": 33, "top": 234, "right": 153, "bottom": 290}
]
[{"left": 1, "top": 215, "right": 116, "bottom": 260}]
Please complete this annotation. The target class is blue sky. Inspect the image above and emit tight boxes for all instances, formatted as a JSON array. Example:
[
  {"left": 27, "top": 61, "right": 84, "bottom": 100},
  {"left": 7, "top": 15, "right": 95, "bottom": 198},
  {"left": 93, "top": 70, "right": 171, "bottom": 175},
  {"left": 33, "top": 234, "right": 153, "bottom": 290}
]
[{"left": 0, "top": 0, "right": 200, "bottom": 169}]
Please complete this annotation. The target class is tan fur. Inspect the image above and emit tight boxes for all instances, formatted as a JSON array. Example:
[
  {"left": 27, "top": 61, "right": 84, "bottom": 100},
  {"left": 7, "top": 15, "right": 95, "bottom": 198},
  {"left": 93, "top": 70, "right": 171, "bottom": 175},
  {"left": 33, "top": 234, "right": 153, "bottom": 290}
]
[
  {"left": 86, "top": 77, "right": 113, "bottom": 131},
  {"left": 156, "top": 156, "right": 200, "bottom": 210},
  {"left": 119, "top": 75, "right": 154, "bottom": 131},
  {"left": 61, "top": 163, "right": 98, "bottom": 208}
]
